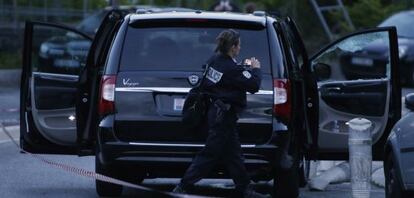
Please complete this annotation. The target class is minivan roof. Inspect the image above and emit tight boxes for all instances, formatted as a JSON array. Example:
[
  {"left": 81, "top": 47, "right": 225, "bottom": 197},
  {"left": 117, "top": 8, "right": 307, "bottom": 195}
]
[{"left": 129, "top": 11, "right": 266, "bottom": 26}]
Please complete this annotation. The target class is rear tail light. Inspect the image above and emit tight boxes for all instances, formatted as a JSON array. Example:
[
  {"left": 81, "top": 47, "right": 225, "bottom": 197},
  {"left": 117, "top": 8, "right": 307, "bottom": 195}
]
[
  {"left": 273, "top": 79, "right": 291, "bottom": 122},
  {"left": 99, "top": 75, "right": 116, "bottom": 116}
]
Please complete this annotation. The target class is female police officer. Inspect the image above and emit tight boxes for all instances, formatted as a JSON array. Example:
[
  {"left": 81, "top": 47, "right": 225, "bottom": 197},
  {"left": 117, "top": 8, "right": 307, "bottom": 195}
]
[{"left": 173, "top": 29, "right": 269, "bottom": 198}]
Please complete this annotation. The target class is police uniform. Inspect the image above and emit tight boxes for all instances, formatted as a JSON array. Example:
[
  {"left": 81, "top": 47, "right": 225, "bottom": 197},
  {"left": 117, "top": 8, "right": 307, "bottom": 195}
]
[{"left": 179, "top": 53, "right": 262, "bottom": 195}]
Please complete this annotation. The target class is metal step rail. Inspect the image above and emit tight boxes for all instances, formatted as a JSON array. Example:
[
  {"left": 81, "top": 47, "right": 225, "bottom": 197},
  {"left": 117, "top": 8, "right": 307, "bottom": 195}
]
[{"left": 309, "top": 0, "right": 355, "bottom": 41}]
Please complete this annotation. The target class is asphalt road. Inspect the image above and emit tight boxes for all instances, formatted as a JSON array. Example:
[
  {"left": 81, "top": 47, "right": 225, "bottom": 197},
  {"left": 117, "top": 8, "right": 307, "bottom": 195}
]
[
  {"left": 0, "top": 140, "right": 385, "bottom": 198},
  {"left": 0, "top": 87, "right": 19, "bottom": 125},
  {"left": 0, "top": 86, "right": 397, "bottom": 197}
]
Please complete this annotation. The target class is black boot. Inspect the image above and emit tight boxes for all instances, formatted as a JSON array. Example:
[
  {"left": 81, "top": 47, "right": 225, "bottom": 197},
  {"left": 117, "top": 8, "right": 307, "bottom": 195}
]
[{"left": 172, "top": 183, "right": 189, "bottom": 194}]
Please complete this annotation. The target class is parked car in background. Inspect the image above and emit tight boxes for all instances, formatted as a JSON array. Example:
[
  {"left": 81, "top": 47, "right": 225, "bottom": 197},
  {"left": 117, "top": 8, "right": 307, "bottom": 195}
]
[
  {"left": 341, "top": 10, "right": 414, "bottom": 86},
  {"left": 37, "top": 5, "right": 194, "bottom": 75},
  {"left": 378, "top": 11, "right": 414, "bottom": 86},
  {"left": 76, "top": 5, "right": 194, "bottom": 37},
  {"left": 21, "top": 9, "right": 400, "bottom": 197},
  {"left": 384, "top": 93, "right": 414, "bottom": 198}
]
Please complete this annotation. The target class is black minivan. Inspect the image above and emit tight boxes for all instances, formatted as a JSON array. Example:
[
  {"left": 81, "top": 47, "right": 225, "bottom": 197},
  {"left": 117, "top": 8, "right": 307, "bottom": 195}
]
[{"left": 20, "top": 10, "right": 401, "bottom": 197}]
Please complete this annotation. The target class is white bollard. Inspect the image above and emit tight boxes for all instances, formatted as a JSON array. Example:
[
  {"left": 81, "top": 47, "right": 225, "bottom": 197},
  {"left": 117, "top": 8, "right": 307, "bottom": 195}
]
[{"left": 347, "top": 118, "right": 372, "bottom": 198}]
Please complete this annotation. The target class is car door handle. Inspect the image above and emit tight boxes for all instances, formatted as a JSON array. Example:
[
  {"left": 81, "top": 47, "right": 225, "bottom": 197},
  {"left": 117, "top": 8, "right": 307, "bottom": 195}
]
[{"left": 326, "top": 87, "right": 341, "bottom": 91}]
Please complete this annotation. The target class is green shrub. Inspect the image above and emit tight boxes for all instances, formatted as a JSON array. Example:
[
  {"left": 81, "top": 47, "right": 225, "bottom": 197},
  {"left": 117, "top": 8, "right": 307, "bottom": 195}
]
[
  {"left": 0, "top": 52, "right": 21, "bottom": 69},
  {"left": 347, "top": 0, "right": 405, "bottom": 29}
]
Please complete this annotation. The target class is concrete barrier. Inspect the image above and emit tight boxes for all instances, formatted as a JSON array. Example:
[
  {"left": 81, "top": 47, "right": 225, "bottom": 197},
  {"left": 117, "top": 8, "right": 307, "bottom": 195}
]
[{"left": 0, "top": 69, "right": 21, "bottom": 88}]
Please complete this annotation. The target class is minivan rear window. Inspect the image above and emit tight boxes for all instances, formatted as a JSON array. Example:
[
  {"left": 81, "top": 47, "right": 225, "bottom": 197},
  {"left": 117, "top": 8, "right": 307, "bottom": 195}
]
[{"left": 120, "top": 26, "right": 271, "bottom": 72}]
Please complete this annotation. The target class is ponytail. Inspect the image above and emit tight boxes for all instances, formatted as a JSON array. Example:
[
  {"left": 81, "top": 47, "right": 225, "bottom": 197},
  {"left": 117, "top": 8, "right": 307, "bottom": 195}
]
[{"left": 215, "top": 29, "right": 240, "bottom": 55}]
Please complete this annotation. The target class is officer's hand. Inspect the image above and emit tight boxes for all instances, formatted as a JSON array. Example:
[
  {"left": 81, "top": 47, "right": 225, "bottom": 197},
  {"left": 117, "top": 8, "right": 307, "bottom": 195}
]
[{"left": 250, "top": 57, "right": 261, "bottom": 69}]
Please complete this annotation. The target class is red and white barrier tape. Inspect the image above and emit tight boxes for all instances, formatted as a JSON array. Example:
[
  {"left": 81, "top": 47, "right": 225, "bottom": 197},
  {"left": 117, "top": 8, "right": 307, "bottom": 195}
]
[{"left": 0, "top": 123, "right": 214, "bottom": 198}]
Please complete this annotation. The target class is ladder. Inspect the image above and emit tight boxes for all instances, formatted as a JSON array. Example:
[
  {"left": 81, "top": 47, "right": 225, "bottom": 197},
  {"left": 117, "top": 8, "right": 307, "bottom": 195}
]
[{"left": 309, "top": 0, "right": 355, "bottom": 41}]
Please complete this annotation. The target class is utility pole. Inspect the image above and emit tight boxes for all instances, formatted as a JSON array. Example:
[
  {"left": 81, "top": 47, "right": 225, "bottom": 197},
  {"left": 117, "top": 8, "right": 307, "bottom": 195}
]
[
  {"left": 12, "top": 0, "right": 17, "bottom": 33},
  {"left": 309, "top": 0, "right": 355, "bottom": 41},
  {"left": 44, "top": 0, "right": 48, "bottom": 22},
  {"left": 83, "top": 0, "right": 88, "bottom": 18},
  {"left": 109, "top": 0, "right": 119, "bottom": 9}
]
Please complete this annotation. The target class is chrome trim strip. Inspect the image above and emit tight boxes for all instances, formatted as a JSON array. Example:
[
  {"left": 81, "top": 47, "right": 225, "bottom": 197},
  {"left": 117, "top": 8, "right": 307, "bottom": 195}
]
[
  {"left": 116, "top": 87, "right": 189, "bottom": 93},
  {"left": 128, "top": 142, "right": 256, "bottom": 148},
  {"left": 25, "top": 112, "right": 29, "bottom": 133},
  {"left": 116, "top": 87, "right": 273, "bottom": 95},
  {"left": 33, "top": 72, "right": 79, "bottom": 79},
  {"left": 255, "top": 90, "right": 273, "bottom": 95}
]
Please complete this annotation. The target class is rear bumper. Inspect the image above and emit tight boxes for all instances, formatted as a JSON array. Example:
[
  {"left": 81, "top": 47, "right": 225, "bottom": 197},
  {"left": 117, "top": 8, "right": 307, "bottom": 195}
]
[
  {"left": 100, "top": 137, "right": 279, "bottom": 162},
  {"left": 99, "top": 139, "right": 279, "bottom": 179},
  {"left": 97, "top": 115, "right": 283, "bottom": 179}
]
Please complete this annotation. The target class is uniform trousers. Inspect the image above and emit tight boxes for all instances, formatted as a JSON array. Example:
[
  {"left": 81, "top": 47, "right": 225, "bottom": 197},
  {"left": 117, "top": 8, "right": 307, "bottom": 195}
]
[{"left": 180, "top": 101, "right": 251, "bottom": 193}]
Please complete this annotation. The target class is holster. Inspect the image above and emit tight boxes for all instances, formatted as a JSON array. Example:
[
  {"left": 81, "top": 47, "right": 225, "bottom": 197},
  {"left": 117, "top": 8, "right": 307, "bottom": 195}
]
[
  {"left": 213, "top": 99, "right": 231, "bottom": 123},
  {"left": 214, "top": 99, "right": 231, "bottom": 111}
]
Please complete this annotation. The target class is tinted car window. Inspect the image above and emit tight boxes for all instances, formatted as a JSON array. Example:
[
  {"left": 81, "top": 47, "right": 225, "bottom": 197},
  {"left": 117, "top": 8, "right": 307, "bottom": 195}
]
[
  {"left": 34, "top": 26, "right": 91, "bottom": 75},
  {"left": 120, "top": 26, "right": 271, "bottom": 72}
]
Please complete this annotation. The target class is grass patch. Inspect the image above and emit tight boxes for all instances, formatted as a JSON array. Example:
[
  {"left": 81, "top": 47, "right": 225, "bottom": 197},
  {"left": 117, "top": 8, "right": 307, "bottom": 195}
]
[{"left": 0, "top": 52, "right": 21, "bottom": 69}]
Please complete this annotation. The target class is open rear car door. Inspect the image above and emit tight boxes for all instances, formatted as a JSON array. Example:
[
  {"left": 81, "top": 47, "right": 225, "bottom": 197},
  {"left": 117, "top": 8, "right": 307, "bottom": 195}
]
[
  {"left": 20, "top": 11, "right": 124, "bottom": 155},
  {"left": 310, "top": 27, "right": 400, "bottom": 159}
]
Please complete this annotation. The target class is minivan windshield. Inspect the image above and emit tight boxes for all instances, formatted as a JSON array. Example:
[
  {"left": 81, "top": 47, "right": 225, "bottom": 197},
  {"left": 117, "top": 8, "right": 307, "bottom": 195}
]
[{"left": 120, "top": 26, "right": 271, "bottom": 72}]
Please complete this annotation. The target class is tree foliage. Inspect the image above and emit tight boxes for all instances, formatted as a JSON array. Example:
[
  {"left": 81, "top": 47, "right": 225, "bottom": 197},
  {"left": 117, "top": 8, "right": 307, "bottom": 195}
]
[
  {"left": 347, "top": 0, "right": 405, "bottom": 29},
  {"left": 1, "top": 0, "right": 410, "bottom": 61}
]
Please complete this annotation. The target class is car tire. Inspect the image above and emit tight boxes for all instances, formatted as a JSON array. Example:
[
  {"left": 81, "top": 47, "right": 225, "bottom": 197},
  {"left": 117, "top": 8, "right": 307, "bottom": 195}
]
[
  {"left": 385, "top": 153, "right": 412, "bottom": 198},
  {"left": 273, "top": 155, "right": 300, "bottom": 198},
  {"left": 118, "top": 164, "right": 145, "bottom": 185},
  {"left": 273, "top": 143, "right": 300, "bottom": 198},
  {"left": 95, "top": 151, "right": 123, "bottom": 197}
]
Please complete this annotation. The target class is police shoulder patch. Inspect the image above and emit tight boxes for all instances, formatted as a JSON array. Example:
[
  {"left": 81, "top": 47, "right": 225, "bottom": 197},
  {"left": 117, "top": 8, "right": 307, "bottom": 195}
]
[
  {"left": 206, "top": 67, "right": 223, "bottom": 84},
  {"left": 242, "top": 70, "right": 252, "bottom": 79}
]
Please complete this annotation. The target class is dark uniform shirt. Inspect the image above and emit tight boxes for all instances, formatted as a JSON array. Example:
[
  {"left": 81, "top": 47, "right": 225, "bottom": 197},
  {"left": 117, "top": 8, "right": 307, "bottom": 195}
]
[{"left": 203, "top": 53, "right": 262, "bottom": 110}]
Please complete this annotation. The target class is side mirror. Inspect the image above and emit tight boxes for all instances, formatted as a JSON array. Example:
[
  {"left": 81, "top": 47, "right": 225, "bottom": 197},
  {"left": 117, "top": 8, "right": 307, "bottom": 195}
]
[
  {"left": 313, "top": 62, "right": 331, "bottom": 81},
  {"left": 405, "top": 93, "right": 414, "bottom": 111}
]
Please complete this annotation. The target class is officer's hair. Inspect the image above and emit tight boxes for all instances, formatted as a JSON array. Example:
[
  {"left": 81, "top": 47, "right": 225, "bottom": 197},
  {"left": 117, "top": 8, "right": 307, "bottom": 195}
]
[{"left": 215, "top": 29, "right": 240, "bottom": 55}]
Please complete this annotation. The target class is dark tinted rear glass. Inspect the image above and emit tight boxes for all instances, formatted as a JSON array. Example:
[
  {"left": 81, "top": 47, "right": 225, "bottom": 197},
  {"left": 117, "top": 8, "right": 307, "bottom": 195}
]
[{"left": 120, "top": 26, "right": 270, "bottom": 72}]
